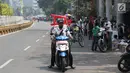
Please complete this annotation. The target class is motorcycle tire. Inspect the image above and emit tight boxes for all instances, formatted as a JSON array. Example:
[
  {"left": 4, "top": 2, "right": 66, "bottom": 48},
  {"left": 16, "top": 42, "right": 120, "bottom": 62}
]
[
  {"left": 98, "top": 39, "right": 108, "bottom": 52},
  {"left": 118, "top": 57, "right": 130, "bottom": 72},
  {"left": 61, "top": 58, "right": 66, "bottom": 72}
]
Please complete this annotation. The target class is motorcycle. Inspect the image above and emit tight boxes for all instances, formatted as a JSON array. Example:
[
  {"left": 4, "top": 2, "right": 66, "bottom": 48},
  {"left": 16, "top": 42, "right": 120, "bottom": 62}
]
[
  {"left": 118, "top": 40, "right": 130, "bottom": 72},
  {"left": 97, "top": 27, "right": 108, "bottom": 52},
  {"left": 55, "top": 35, "right": 71, "bottom": 72}
]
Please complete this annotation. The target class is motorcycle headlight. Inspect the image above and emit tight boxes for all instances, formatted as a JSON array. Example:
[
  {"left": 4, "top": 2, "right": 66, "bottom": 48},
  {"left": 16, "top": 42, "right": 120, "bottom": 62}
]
[{"left": 58, "top": 44, "right": 67, "bottom": 51}]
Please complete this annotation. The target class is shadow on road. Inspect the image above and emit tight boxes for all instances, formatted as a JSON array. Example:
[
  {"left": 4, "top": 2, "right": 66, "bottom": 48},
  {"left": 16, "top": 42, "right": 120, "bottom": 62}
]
[{"left": 36, "top": 66, "right": 63, "bottom": 73}]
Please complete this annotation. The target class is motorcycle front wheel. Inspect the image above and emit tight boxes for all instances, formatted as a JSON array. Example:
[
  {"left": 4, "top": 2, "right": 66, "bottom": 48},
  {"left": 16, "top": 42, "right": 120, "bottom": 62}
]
[
  {"left": 118, "top": 57, "right": 130, "bottom": 72},
  {"left": 98, "top": 39, "right": 108, "bottom": 52},
  {"left": 61, "top": 58, "right": 66, "bottom": 72}
]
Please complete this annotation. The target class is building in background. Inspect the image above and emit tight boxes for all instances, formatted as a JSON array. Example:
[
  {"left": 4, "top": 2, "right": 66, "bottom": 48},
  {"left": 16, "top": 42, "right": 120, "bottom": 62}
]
[{"left": 2, "top": 0, "right": 41, "bottom": 16}]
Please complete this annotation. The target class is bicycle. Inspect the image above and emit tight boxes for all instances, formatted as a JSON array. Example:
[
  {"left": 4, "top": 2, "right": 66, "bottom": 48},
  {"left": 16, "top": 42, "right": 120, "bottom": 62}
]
[{"left": 71, "top": 26, "right": 84, "bottom": 47}]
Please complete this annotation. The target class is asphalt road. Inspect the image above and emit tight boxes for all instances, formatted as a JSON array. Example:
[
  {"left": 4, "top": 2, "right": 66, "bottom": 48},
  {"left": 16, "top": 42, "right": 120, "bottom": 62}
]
[{"left": 0, "top": 21, "right": 127, "bottom": 73}]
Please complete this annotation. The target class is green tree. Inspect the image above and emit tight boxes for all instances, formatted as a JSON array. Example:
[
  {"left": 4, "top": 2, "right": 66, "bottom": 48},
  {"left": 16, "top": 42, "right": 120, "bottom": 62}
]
[
  {"left": 72, "top": 0, "right": 97, "bottom": 19},
  {"left": 73, "top": 0, "right": 91, "bottom": 18},
  {"left": 37, "top": 0, "right": 72, "bottom": 16},
  {"left": 1, "top": 3, "right": 13, "bottom": 15}
]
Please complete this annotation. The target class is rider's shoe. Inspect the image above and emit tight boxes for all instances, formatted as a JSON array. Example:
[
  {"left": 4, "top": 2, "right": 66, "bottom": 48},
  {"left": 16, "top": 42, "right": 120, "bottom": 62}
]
[
  {"left": 48, "top": 65, "right": 54, "bottom": 68},
  {"left": 91, "top": 49, "right": 94, "bottom": 52},
  {"left": 70, "top": 66, "right": 76, "bottom": 69}
]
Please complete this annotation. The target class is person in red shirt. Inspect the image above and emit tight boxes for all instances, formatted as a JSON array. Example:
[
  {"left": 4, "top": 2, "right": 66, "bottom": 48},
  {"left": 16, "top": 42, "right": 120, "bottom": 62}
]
[
  {"left": 88, "top": 16, "right": 94, "bottom": 40},
  {"left": 66, "top": 16, "right": 72, "bottom": 26}
]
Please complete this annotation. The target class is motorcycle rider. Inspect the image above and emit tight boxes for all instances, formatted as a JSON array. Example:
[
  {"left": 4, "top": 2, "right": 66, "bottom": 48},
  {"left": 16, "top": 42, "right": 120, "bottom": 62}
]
[{"left": 49, "top": 18, "right": 75, "bottom": 69}]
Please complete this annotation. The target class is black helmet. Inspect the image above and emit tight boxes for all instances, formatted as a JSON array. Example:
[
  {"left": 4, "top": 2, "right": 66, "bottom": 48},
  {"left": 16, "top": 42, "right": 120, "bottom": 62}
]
[{"left": 57, "top": 18, "right": 64, "bottom": 24}]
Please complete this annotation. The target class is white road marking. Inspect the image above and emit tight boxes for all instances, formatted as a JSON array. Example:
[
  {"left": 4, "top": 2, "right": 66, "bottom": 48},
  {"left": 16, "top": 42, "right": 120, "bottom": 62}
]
[
  {"left": 42, "top": 35, "right": 45, "bottom": 37},
  {"left": 0, "top": 59, "right": 14, "bottom": 69},
  {"left": 46, "top": 32, "right": 48, "bottom": 34},
  {"left": 36, "top": 39, "right": 40, "bottom": 42},
  {"left": 24, "top": 46, "right": 31, "bottom": 51},
  {"left": 0, "top": 22, "right": 35, "bottom": 38},
  {"left": 72, "top": 52, "right": 122, "bottom": 55}
]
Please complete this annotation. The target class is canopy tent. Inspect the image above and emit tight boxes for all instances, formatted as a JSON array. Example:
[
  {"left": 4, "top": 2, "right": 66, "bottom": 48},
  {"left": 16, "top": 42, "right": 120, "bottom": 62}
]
[{"left": 50, "top": 14, "right": 68, "bottom": 26}]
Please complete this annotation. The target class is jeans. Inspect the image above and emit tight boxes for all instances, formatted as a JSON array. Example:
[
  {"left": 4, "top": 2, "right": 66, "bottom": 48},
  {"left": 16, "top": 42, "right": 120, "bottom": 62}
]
[
  {"left": 107, "top": 32, "right": 112, "bottom": 50},
  {"left": 92, "top": 36, "right": 99, "bottom": 50},
  {"left": 89, "top": 30, "right": 92, "bottom": 40}
]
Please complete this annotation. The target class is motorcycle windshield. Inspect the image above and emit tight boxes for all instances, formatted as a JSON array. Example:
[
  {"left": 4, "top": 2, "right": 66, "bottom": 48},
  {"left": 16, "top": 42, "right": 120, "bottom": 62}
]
[{"left": 56, "top": 36, "right": 69, "bottom": 41}]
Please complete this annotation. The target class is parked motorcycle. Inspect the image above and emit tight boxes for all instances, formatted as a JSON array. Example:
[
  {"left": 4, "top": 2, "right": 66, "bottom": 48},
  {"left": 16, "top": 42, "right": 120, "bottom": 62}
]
[
  {"left": 97, "top": 27, "right": 108, "bottom": 52},
  {"left": 118, "top": 40, "right": 130, "bottom": 72},
  {"left": 55, "top": 35, "right": 71, "bottom": 72}
]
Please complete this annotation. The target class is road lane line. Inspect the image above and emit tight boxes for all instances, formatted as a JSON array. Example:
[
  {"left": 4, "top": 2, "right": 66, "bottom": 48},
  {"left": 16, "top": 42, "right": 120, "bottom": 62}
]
[
  {"left": 36, "top": 39, "right": 40, "bottom": 42},
  {"left": 46, "top": 32, "right": 48, "bottom": 34},
  {"left": 24, "top": 46, "right": 31, "bottom": 51},
  {"left": 42, "top": 35, "right": 45, "bottom": 37},
  {"left": 0, "top": 59, "right": 14, "bottom": 69}
]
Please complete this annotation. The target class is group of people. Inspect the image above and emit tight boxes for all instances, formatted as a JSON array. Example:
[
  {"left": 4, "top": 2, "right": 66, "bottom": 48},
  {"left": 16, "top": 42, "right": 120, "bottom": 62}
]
[
  {"left": 48, "top": 14, "right": 130, "bottom": 68},
  {"left": 76, "top": 16, "right": 114, "bottom": 51}
]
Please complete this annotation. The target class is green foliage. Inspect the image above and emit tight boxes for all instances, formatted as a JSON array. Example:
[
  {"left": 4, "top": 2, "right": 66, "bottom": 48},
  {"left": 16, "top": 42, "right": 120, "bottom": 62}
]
[
  {"left": 0, "top": 3, "right": 14, "bottom": 15},
  {"left": 73, "top": 0, "right": 91, "bottom": 18},
  {"left": 37, "top": 0, "right": 72, "bottom": 16},
  {"left": 72, "top": 0, "right": 97, "bottom": 18}
]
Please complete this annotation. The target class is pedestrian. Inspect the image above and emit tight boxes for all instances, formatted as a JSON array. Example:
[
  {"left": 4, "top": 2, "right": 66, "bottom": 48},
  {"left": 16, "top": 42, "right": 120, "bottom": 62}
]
[
  {"left": 124, "top": 27, "right": 130, "bottom": 40},
  {"left": 101, "top": 17, "right": 107, "bottom": 27},
  {"left": 91, "top": 22, "right": 100, "bottom": 51},
  {"left": 104, "top": 17, "right": 113, "bottom": 51},
  {"left": 95, "top": 16, "right": 101, "bottom": 27},
  {"left": 118, "top": 23, "right": 125, "bottom": 39},
  {"left": 111, "top": 16, "right": 117, "bottom": 29},
  {"left": 84, "top": 17, "right": 89, "bottom": 36},
  {"left": 88, "top": 16, "right": 94, "bottom": 40}
]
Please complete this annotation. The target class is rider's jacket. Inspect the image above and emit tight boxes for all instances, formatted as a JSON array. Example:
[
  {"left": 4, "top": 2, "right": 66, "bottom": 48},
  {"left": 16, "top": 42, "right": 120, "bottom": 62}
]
[{"left": 50, "top": 25, "right": 73, "bottom": 39}]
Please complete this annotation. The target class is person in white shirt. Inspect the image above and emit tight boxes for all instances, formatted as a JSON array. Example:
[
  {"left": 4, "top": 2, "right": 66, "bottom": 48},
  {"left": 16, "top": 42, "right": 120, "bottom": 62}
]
[
  {"left": 104, "top": 17, "right": 113, "bottom": 50},
  {"left": 49, "top": 19, "right": 75, "bottom": 69}
]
